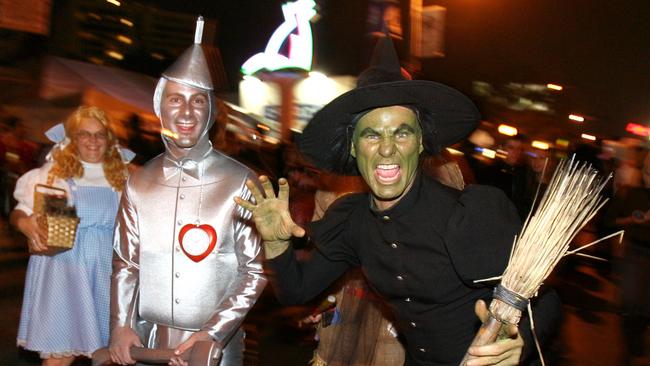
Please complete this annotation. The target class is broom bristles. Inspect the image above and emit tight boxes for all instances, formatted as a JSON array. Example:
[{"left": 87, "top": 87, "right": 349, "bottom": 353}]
[{"left": 491, "top": 157, "right": 610, "bottom": 324}]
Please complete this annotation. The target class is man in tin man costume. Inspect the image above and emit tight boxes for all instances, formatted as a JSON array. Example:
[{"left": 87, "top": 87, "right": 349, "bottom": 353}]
[
  {"left": 235, "top": 34, "right": 561, "bottom": 365},
  {"left": 110, "top": 17, "right": 266, "bottom": 366}
]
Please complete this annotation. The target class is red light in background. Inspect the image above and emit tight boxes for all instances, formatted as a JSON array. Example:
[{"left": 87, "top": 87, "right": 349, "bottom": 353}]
[{"left": 626, "top": 123, "right": 650, "bottom": 137}]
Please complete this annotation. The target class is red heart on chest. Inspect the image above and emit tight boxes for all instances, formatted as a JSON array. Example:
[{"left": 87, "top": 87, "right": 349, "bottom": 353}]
[{"left": 178, "top": 224, "right": 217, "bottom": 263}]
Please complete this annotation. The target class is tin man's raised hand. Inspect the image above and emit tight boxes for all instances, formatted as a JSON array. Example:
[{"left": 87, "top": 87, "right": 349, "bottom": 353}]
[{"left": 234, "top": 176, "right": 305, "bottom": 259}]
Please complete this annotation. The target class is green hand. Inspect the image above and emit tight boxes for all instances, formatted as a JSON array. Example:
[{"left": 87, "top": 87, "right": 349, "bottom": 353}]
[{"left": 235, "top": 175, "right": 305, "bottom": 245}]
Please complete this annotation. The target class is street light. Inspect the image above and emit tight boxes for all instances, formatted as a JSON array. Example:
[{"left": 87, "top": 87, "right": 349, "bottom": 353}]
[{"left": 581, "top": 133, "right": 596, "bottom": 141}]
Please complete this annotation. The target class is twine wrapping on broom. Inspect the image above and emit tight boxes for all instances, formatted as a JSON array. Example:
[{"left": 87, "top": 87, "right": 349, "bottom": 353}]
[{"left": 460, "top": 156, "right": 624, "bottom": 366}]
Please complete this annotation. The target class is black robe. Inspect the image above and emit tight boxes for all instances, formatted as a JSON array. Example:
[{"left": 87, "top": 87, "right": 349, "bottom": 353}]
[{"left": 268, "top": 173, "right": 561, "bottom": 365}]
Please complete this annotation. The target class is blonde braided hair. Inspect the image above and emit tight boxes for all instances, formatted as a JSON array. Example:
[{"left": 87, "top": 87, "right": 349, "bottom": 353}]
[{"left": 48, "top": 106, "right": 127, "bottom": 191}]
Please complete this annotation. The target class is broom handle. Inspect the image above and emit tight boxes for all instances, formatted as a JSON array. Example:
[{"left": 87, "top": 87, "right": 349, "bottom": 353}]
[{"left": 458, "top": 313, "right": 503, "bottom": 366}]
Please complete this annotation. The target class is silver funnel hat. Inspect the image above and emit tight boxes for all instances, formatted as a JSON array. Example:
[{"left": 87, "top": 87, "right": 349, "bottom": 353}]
[
  {"left": 153, "top": 16, "right": 217, "bottom": 161},
  {"left": 154, "top": 16, "right": 215, "bottom": 118},
  {"left": 162, "top": 16, "right": 214, "bottom": 92}
]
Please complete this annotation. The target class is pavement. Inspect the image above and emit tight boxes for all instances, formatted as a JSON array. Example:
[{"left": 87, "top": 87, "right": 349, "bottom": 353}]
[{"left": 0, "top": 216, "right": 646, "bottom": 365}]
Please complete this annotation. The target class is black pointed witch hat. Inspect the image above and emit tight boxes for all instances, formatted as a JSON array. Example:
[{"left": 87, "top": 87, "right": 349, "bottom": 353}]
[{"left": 297, "top": 34, "right": 480, "bottom": 175}]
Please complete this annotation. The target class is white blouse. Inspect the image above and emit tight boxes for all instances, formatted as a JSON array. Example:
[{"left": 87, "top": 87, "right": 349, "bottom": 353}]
[{"left": 13, "top": 161, "right": 112, "bottom": 215}]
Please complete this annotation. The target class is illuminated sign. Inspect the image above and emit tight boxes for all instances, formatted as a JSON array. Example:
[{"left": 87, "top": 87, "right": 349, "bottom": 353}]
[
  {"left": 264, "top": 104, "right": 321, "bottom": 124},
  {"left": 241, "top": 0, "right": 317, "bottom": 75},
  {"left": 626, "top": 123, "right": 650, "bottom": 137},
  {"left": 239, "top": 74, "right": 354, "bottom": 132}
]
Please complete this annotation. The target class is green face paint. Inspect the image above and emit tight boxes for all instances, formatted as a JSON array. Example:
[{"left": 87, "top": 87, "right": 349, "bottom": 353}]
[{"left": 351, "top": 106, "right": 423, "bottom": 211}]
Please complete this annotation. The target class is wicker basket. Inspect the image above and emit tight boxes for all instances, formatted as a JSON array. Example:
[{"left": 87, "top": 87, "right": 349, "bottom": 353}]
[{"left": 33, "top": 183, "right": 79, "bottom": 255}]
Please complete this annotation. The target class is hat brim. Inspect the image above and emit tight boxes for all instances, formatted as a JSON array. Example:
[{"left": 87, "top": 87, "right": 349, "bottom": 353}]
[{"left": 297, "top": 80, "right": 481, "bottom": 175}]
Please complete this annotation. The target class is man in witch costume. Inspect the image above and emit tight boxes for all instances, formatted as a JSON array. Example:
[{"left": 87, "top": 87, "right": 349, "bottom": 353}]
[
  {"left": 110, "top": 17, "right": 266, "bottom": 366},
  {"left": 235, "top": 35, "right": 560, "bottom": 365}
]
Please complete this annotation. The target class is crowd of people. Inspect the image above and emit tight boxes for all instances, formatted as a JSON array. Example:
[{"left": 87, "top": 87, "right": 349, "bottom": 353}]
[{"left": 0, "top": 18, "right": 649, "bottom": 366}]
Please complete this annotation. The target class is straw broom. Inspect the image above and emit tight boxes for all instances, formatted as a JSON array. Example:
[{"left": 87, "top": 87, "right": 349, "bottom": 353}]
[{"left": 459, "top": 156, "right": 622, "bottom": 365}]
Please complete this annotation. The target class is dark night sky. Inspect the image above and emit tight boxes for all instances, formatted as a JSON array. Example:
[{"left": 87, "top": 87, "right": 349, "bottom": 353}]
[{"left": 137, "top": 0, "right": 650, "bottom": 138}]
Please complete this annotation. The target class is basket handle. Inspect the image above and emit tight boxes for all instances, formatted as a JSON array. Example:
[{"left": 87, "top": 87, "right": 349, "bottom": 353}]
[{"left": 34, "top": 183, "right": 67, "bottom": 197}]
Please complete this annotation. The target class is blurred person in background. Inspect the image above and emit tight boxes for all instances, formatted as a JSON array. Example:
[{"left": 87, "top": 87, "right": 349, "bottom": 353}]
[
  {"left": 0, "top": 116, "right": 40, "bottom": 175},
  {"left": 611, "top": 139, "right": 642, "bottom": 194},
  {"left": 486, "top": 134, "right": 531, "bottom": 219},
  {"left": 0, "top": 116, "right": 41, "bottom": 219},
  {"left": 567, "top": 143, "right": 613, "bottom": 268},
  {"left": 421, "top": 148, "right": 475, "bottom": 188},
  {"left": 109, "top": 18, "right": 266, "bottom": 366},
  {"left": 10, "top": 106, "right": 130, "bottom": 366},
  {"left": 123, "top": 113, "right": 164, "bottom": 167},
  {"left": 604, "top": 149, "right": 650, "bottom": 365},
  {"left": 283, "top": 146, "right": 320, "bottom": 231},
  {"left": 524, "top": 147, "right": 557, "bottom": 210},
  {"left": 527, "top": 148, "right": 555, "bottom": 187}
]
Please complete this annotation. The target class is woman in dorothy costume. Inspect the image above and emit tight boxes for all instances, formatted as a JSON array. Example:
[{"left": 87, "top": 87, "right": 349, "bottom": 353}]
[{"left": 10, "top": 106, "right": 132, "bottom": 365}]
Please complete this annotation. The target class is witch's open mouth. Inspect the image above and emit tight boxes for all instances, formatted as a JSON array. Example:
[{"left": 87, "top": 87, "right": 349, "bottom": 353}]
[{"left": 375, "top": 164, "right": 401, "bottom": 183}]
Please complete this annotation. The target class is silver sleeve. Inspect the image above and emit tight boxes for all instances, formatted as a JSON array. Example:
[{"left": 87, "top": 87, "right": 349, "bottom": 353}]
[{"left": 111, "top": 181, "right": 141, "bottom": 331}]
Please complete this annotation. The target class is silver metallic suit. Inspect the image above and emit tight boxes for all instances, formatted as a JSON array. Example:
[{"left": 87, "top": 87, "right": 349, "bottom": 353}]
[{"left": 110, "top": 17, "right": 266, "bottom": 365}]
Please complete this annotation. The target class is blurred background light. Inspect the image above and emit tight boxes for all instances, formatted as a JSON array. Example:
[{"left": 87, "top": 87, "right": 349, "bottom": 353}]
[
  {"left": 150, "top": 52, "right": 165, "bottom": 61},
  {"left": 569, "top": 114, "right": 585, "bottom": 122},
  {"left": 160, "top": 128, "right": 178, "bottom": 139},
  {"left": 445, "top": 147, "right": 464, "bottom": 156},
  {"left": 481, "top": 148, "right": 496, "bottom": 159},
  {"left": 308, "top": 71, "right": 327, "bottom": 79},
  {"left": 625, "top": 123, "right": 650, "bottom": 137},
  {"left": 105, "top": 50, "right": 124, "bottom": 60},
  {"left": 555, "top": 138, "right": 570, "bottom": 148},
  {"left": 531, "top": 140, "right": 550, "bottom": 150},
  {"left": 547, "top": 83, "right": 563, "bottom": 91},
  {"left": 497, "top": 124, "right": 518, "bottom": 136},
  {"left": 116, "top": 35, "right": 132, "bottom": 45},
  {"left": 119, "top": 18, "right": 133, "bottom": 27}
]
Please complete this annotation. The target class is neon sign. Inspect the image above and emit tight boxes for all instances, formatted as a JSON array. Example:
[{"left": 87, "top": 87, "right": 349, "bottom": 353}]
[{"left": 241, "top": 0, "right": 317, "bottom": 75}]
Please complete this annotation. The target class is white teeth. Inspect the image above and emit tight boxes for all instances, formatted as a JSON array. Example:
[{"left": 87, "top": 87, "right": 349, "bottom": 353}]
[{"left": 377, "top": 164, "right": 398, "bottom": 170}]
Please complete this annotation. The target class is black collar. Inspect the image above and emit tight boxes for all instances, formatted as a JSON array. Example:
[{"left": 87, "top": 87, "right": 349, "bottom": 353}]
[{"left": 368, "top": 172, "right": 423, "bottom": 219}]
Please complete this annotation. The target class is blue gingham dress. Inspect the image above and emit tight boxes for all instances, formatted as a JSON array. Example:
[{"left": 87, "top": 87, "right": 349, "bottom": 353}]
[{"left": 17, "top": 180, "right": 119, "bottom": 358}]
